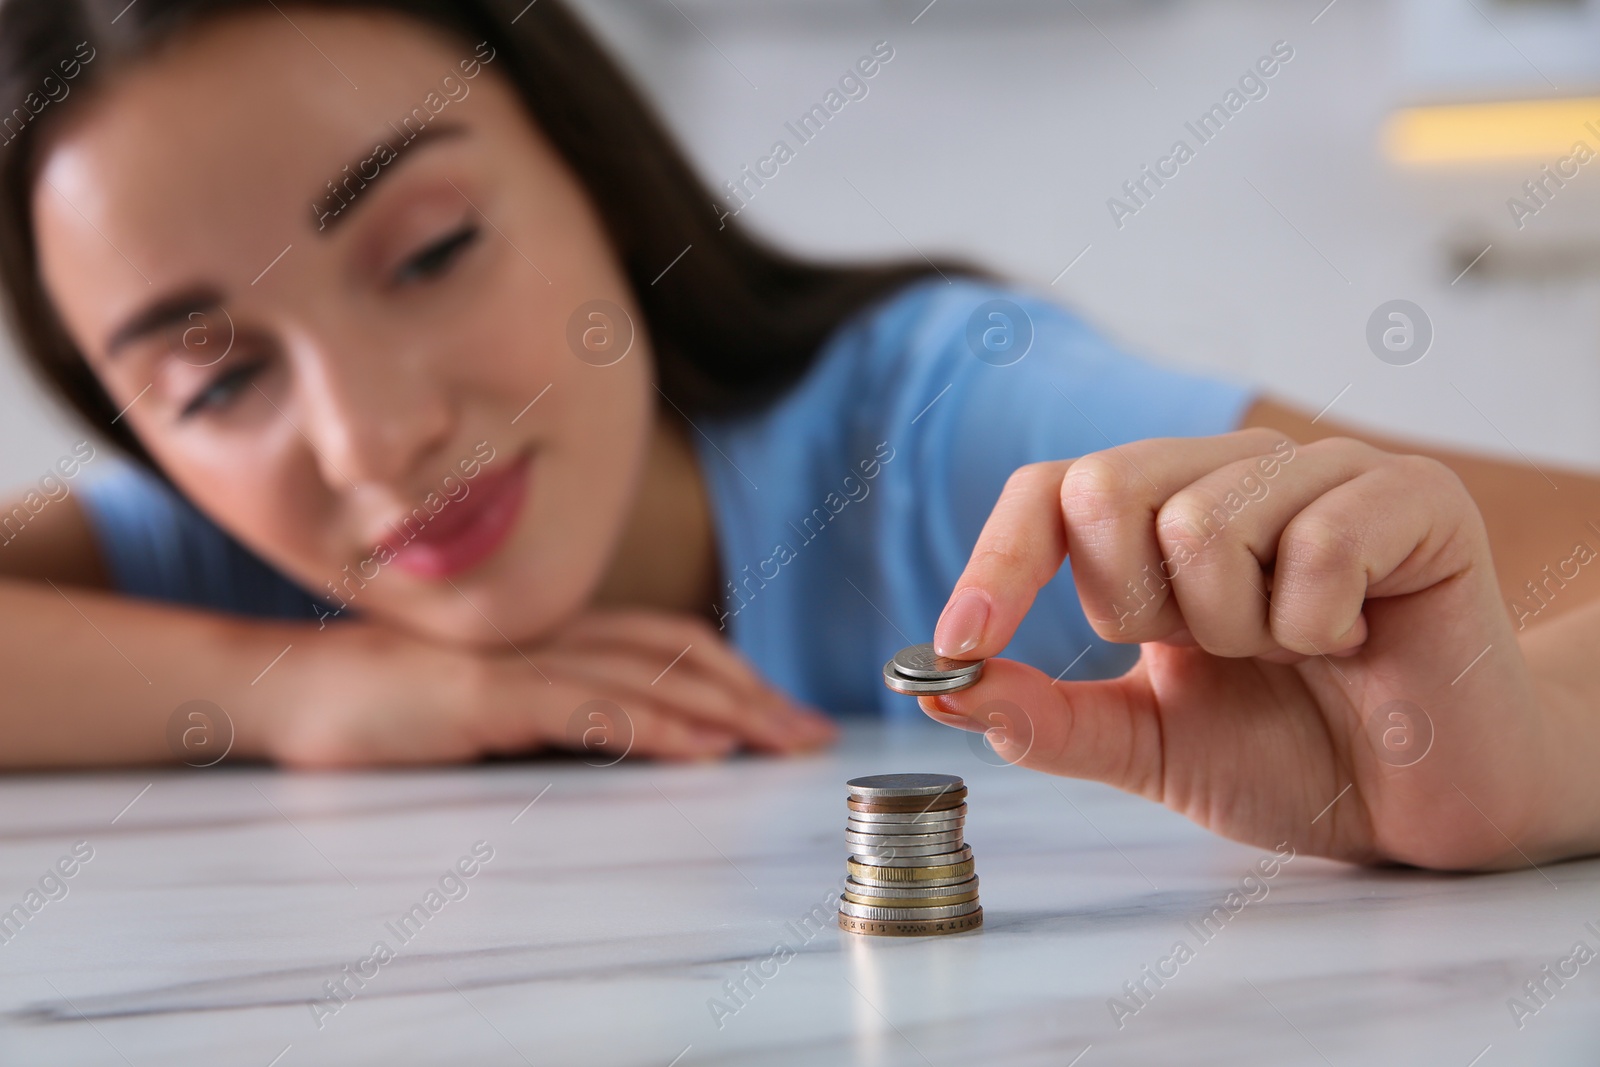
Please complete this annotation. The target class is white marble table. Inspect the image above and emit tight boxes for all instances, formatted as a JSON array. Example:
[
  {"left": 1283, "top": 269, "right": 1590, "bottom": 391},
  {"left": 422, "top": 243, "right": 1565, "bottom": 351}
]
[{"left": 2, "top": 719, "right": 1596, "bottom": 1066}]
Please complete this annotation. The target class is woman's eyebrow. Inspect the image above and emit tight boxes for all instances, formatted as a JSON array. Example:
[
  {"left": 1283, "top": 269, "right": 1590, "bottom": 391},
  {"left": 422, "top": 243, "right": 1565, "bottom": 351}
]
[
  {"left": 102, "top": 125, "right": 472, "bottom": 360},
  {"left": 312, "top": 122, "right": 468, "bottom": 236},
  {"left": 104, "top": 284, "right": 224, "bottom": 360}
]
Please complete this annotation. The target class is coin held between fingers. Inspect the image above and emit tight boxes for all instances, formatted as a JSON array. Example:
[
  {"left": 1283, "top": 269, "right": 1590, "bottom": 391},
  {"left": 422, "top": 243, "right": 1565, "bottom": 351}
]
[{"left": 883, "top": 643, "right": 984, "bottom": 696}]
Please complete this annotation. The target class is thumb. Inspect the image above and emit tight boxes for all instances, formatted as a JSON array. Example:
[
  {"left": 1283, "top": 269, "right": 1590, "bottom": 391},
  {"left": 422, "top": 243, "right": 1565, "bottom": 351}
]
[{"left": 918, "top": 656, "right": 1161, "bottom": 797}]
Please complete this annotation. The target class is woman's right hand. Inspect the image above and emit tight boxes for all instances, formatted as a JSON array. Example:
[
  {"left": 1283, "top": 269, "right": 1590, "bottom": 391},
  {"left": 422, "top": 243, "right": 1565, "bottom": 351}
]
[
  {"left": 265, "top": 607, "right": 837, "bottom": 767},
  {"left": 919, "top": 430, "right": 1561, "bottom": 869}
]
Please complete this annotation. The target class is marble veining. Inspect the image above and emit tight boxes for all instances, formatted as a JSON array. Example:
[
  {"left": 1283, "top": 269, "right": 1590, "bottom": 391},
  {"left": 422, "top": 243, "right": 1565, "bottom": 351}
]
[{"left": 1, "top": 719, "right": 1597, "bottom": 1065}]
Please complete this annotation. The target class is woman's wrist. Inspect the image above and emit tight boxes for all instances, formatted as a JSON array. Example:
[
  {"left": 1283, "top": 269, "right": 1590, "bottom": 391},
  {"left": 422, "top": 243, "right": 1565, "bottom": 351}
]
[
  {"left": 1513, "top": 601, "right": 1600, "bottom": 863},
  {"left": 1519, "top": 671, "right": 1600, "bottom": 865},
  {"left": 244, "top": 618, "right": 479, "bottom": 766},
  {"left": 201, "top": 614, "right": 334, "bottom": 763}
]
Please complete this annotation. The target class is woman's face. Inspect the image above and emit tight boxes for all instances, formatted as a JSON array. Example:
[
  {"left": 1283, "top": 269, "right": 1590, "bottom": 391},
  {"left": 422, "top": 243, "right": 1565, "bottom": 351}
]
[{"left": 32, "top": 8, "right": 655, "bottom": 645}]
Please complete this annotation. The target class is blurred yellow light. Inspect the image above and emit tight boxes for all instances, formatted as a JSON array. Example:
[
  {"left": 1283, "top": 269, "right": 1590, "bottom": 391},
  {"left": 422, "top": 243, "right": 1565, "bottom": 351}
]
[{"left": 1385, "top": 98, "right": 1600, "bottom": 164}]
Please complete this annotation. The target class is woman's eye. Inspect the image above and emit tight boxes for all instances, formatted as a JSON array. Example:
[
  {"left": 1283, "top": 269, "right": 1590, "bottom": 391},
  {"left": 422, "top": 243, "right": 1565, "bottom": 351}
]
[
  {"left": 394, "top": 224, "right": 479, "bottom": 285},
  {"left": 180, "top": 359, "right": 266, "bottom": 419}
]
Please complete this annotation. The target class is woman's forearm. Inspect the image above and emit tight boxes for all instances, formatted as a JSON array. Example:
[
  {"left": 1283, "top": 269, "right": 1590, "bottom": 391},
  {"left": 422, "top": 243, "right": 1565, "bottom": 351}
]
[
  {"left": 0, "top": 577, "right": 318, "bottom": 768},
  {"left": 1519, "top": 596, "right": 1600, "bottom": 859}
]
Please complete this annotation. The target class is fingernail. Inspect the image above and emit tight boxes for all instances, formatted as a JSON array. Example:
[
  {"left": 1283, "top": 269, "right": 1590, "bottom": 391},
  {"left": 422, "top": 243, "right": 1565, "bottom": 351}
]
[{"left": 934, "top": 589, "right": 990, "bottom": 657}]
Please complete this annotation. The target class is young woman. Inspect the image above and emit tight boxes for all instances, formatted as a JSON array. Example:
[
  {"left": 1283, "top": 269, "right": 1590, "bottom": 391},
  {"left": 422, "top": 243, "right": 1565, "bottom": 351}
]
[{"left": 2, "top": 0, "right": 1599, "bottom": 870}]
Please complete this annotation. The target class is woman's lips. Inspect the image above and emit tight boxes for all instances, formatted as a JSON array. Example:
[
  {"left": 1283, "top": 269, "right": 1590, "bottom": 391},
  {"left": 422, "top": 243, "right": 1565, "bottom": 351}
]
[{"left": 379, "top": 452, "right": 531, "bottom": 580}]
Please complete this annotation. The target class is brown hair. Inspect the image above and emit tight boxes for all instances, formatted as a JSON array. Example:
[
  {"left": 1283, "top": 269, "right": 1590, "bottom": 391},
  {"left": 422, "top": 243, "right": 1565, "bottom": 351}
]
[{"left": 0, "top": 0, "right": 963, "bottom": 469}]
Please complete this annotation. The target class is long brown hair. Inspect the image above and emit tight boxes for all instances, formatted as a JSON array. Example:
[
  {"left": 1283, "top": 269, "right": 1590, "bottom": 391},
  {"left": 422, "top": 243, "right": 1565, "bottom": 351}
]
[{"left": 0, "top": 0, "right": 961, "bottom": 469}]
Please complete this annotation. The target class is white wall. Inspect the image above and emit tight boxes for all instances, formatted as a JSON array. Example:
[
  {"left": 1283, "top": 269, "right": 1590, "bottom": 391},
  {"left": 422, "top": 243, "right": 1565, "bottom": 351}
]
[
  {"left": 0, "top": 325, "right": 93, "bottom": 494},
  {"left": 575, "top": 0, "right": 1600, "bottom": 470},
  {"left": 4, "top": 0, "right": 1598, "bottom": 495}
]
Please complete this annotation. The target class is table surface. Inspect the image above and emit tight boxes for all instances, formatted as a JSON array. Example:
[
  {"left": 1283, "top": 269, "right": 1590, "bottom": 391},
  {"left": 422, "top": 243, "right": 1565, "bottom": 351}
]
[{"left": 2, "top": 719, "right": 1596, "bottom": 1066}]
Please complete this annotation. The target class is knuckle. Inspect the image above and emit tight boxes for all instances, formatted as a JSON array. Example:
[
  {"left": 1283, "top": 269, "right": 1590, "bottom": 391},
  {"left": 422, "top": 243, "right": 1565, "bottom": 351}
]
[
  {"left": 1280, "top": 514, "right": 1364, "bottom": 580},
  {"left": 1155, "top": 491, "right": 1224, "bottom": 562},
  {"left": 970, "top": 536, "right": 1034, "bottom": 575},
  {"left": 1006, "top": 460, "right": 1062, "bottom": 490},
  {"left": 1386, "top": 451, "right": 1462, "bottom": 493},
  {"left": 1234, "top": 426, "right": 1298, "bottom": 454},
  {"left": 1061, "top": 454, "right": 1143, "bottom": 532},
  {"left": 1063, "top": 453, "right": 1137, "bottom": 504},
  {"left": 1300, "top": 434, "right": 1373, "bottom": 461},
  {"left": 1085, "top": 574, "right": 1173, "bottom": 641},
  {"left": 999, "top": 462, "right": 1061, "bottom": 509}
]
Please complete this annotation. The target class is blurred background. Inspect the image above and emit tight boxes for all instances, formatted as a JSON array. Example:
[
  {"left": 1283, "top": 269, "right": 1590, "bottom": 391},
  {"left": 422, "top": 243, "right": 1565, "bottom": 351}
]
[{"left": 4, "top": 0, "right": 1600, "bottom": 492}]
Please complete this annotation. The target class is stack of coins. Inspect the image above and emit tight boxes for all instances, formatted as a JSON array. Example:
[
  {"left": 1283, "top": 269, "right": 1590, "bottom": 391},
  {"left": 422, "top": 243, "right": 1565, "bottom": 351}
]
[
  {"left": 882, "top": 643, "right": 983, "bottom": 696},
  {"left": 838, "top": 773, "right": 983, "bottom": 936}
]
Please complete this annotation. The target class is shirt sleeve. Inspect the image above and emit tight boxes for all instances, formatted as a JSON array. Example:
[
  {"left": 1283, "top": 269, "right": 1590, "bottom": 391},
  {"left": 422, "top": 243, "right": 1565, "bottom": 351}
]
[
  {"left": 77, "top": 462, "right": 339, "bottom": 622},
  {"left": 862, "top": 278, "right": 1259, "bottom": 699}
]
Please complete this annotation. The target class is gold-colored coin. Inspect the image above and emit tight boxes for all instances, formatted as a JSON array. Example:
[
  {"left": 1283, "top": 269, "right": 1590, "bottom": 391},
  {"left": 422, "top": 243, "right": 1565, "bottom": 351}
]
[
  {"left": 846, "top": 857, "right": 975, "bottom": 884},
  {"left": 847, "top": 866, "right": 974, "bottom": 889},
  {"left": 838, "top": 907, "right": 984, "bottom": 937}
]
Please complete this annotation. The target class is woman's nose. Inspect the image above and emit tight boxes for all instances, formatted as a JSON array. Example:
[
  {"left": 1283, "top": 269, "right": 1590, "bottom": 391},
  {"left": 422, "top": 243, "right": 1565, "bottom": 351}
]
[{"left": 287, "top": 329, "right": 456, "bottom": 491}]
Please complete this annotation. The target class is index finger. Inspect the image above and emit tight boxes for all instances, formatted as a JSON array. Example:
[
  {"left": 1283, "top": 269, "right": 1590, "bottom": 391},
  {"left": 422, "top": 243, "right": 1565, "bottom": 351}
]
[
  {"left": 934, "top": 430, "right": 1296, "bottom": 660},
  {"left": 933, "top": 461, "right": 1072, "bottom": 658}
]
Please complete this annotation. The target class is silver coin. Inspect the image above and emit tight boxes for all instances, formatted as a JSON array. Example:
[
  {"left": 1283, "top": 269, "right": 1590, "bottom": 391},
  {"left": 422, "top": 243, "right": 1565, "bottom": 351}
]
[
  {"left": 847, "top": 823, "right": 964, "bottom": 842},
  {"left": 845, "top": 773, "right": 966, "bottom": 798},
  {"left": 844, "top": 823, "right": 963, "bottom": 841},
  {"left": 847, "top": 823, "right": 963, "bottom": 841},
  {"left": 883, "top": 661, "right": 984, "bottom": 695},
  {"left": 847, "top": 817, "right": 963, "bottom": 837},
  {"left": 844, "top": 875, "right": 978, "bottom": 900},
  {"left": 849, "top": 842, "right": 966, "bottom": 860},
  {"left": 891, "top": 643, "right": 983, "bottom": 680},
  {"left": 838, "top": 898, "right": 982, "bottom": 921},
  {"left": 845, "top": 828, "right": 964, "bottom": 849},
  {"left": 845, "top": 887, "right": 980, "bottom": 908},
  {"left": 846, "top": 804, "right": 967, "bottom": 825},
  {"left": 848, "top": 844, "right": 973, "bottom": 867}
]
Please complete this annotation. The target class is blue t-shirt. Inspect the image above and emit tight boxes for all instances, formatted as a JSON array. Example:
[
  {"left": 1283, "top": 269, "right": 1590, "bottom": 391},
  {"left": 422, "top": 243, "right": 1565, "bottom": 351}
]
[{"left": 78, "top": 278, "right": 1254, "bottom": 717}]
